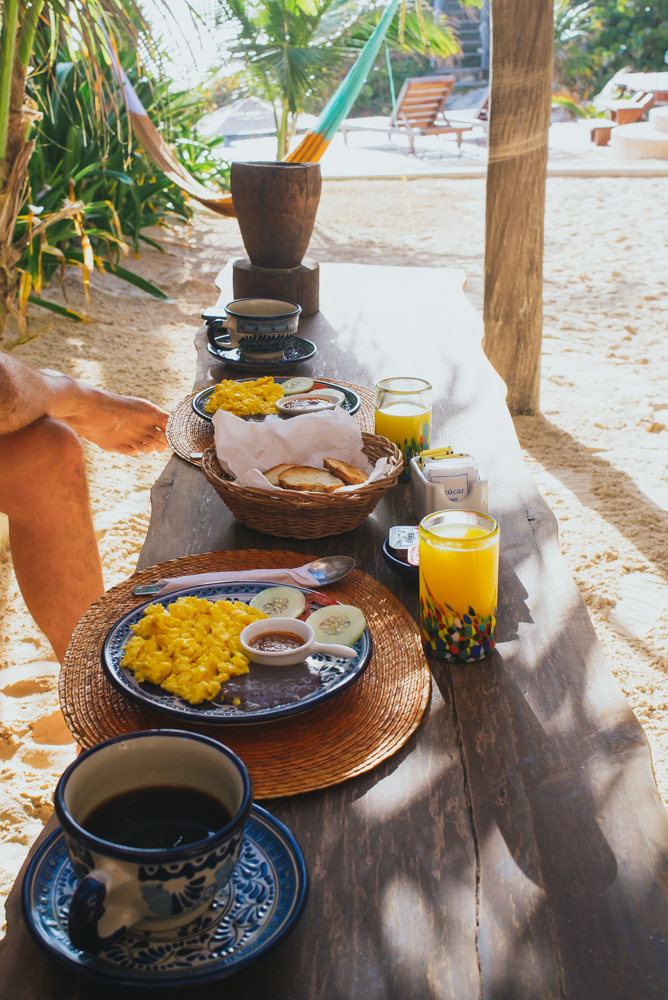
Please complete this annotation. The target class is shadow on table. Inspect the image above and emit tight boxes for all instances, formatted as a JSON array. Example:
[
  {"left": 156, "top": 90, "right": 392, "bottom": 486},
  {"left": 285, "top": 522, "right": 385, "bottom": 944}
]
[{"left": 430, "top": 587, "right": 668, "bottom": 998}]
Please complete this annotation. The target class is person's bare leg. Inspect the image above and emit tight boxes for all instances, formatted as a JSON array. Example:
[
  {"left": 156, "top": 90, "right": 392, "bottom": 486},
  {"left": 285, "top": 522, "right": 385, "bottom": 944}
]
[{"left": 0, "top": 416, "right": 104, "bottom": 661}]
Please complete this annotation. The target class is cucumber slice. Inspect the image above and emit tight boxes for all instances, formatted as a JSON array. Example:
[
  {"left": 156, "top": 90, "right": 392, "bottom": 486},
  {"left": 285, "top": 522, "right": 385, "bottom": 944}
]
[
  {"left": 306, "top": 604, "right": 366, "bottom": 647},
  {"left": 249, "top": 586, "right": 306, "bottom": 618},
  {"left": 281, "top": 377, "right": 314, "bottom": 396}
]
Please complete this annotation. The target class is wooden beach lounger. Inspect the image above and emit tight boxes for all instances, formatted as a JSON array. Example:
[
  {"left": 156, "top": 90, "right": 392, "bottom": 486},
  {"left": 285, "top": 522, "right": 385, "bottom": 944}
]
[
  {"left": 603, "top": 91, "right": 654, "bottom": 125},
  {"left": 339, "top": 75, "right": 473, "bottom": 154},
  {"left": 439, "top": 87, "right": 490, "bottom": 134}
]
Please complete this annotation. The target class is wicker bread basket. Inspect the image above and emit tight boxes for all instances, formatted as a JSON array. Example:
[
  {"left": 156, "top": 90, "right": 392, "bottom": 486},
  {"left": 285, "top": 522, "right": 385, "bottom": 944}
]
[{"left": 201, "top": 432, "right": 404, "bottom": 538}]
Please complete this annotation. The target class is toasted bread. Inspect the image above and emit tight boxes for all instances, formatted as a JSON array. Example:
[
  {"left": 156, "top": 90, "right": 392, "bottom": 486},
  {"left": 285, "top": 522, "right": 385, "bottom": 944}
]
[
  {"left": 323, "top": 457, "right": 368, "bottom": 486},
  {"left": 264, "top": 463, "right": 298, "bottom": 487},
  {"left": 278, "top": 466, "right": 344, "bottom": 493}
]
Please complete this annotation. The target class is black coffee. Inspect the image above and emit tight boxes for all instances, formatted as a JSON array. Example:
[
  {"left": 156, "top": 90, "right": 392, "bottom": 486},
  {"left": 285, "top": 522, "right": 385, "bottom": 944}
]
[{"left": 82, "top": 785, "right": 232, "bottom": 850}]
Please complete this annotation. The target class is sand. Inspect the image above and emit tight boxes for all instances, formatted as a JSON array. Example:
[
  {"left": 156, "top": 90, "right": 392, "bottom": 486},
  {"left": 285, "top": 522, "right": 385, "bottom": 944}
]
[{"left": 0, "top": 175, "right": 666, "bottom": 929}]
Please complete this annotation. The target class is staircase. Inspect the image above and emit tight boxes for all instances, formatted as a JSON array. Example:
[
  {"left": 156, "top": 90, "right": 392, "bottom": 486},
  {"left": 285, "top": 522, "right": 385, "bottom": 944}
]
[{"left": 433, "top": 0, "right": 489, "bottom": 75}]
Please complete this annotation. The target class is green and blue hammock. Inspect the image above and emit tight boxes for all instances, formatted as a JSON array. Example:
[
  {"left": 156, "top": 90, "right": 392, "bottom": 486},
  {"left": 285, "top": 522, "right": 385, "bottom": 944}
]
[{"left": 106, "top": 0, "right": 400, "bottom": 218}]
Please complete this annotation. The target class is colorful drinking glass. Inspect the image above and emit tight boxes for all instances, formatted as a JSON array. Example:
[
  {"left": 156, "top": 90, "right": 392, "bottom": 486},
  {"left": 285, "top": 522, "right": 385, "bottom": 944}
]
[
  {"left": 374, "top": 378, "right": 431, "bottom": 481},
  {"left": 419, "top": 510, "right": 499, "bottom": 661}
]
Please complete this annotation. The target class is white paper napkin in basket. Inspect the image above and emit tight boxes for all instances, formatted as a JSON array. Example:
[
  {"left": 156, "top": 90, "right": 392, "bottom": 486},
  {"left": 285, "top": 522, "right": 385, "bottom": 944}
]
[{"left": 212, "top": 406, "right": 392, "bottom": 490}]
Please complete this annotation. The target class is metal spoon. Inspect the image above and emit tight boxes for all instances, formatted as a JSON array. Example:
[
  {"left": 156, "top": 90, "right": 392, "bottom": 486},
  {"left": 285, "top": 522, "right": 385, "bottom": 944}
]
[
  {"left": 132, "top": 556, "right": 355, "bottom": 596},
  {"left": 308, "top": 555, "right": 356, "bottom": 584}
]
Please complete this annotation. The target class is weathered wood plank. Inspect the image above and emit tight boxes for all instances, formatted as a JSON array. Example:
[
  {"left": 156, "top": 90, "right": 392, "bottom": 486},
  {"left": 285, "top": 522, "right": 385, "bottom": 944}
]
[
  {"left": 141, "top": 261, "right": 668, "bottom": 996},
  {"left": 3, "top": 262, "right": 668, "bottom": 998},
  {"left": 0, "top": 681, "right": 478, "bottom": 1000}
]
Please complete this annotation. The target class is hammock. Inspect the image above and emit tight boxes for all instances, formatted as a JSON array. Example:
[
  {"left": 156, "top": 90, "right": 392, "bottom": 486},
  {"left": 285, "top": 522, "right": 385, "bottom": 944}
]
[{"left": 105, "top": 0, "right": 400, "bottom": 218}]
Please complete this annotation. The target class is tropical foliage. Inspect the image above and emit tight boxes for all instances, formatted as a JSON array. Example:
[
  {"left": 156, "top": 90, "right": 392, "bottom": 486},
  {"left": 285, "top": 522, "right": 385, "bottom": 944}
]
[
  {"left": 0, "top": 0, "right": 147, "bottom": 336},
  {"left": 13, "top": 42, "right": 228, "bottom": 326},
  {"left": 210, "top": 0, "right": 471, "bottom": 159},
  {"left": 553, "top": 1, "right": 601, "bottom": 90},
  {"left": 553, "top": 0, "right": 668, "bottom": 97},
  {"left": 0, "top": 0, "right": 228, "bottom": 341},
  {"left": 592, "top": 0, "right": 668, "bottom": 75}
]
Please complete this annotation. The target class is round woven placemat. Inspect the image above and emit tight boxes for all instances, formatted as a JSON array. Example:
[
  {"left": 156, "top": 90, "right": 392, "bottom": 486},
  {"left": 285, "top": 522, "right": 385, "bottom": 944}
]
[
  {"left": 166, "top": 380, "right": 376, "bottom": 466},
  {"left": 60, "top": 550, "right": 430, "bottom": 799}
]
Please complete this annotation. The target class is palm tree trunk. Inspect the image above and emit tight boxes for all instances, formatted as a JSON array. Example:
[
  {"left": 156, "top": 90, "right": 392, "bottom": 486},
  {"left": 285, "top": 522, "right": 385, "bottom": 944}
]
[
  {"left": 276, "top": 100, "right": 290, "bottom": 160},
  {"left": 0, "top": 0, "right": 43, "bottom": 334}
]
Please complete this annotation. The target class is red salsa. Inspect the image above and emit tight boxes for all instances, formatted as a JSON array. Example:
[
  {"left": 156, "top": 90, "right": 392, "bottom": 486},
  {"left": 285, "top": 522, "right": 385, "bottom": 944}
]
[
  {"left": 282, "top": 398, "right": 330, "bottom": 410},
  {"left": 250, "top": 631, "right": 305, "bottom": 652}
]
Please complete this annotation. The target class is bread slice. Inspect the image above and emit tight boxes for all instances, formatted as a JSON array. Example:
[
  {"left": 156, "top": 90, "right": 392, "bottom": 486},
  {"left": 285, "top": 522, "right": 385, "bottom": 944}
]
[
  {"left": 278, "top": 466, "right": 344, "bottom": 493},
  {"left": 323, "top": 457, "right": 368, "bottom": 486},
  {"left": 264, "top": 463, "right": 298, "bottom": 487}
]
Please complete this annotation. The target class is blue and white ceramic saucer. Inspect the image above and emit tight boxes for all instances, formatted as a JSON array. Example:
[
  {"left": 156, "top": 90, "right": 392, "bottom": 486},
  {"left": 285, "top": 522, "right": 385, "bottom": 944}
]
[
  {"left": 22, "top": 805, "right": 308, "bottom": 989},
  {"left": 207, "top": 335, "right": 316, "bottom": 372}
]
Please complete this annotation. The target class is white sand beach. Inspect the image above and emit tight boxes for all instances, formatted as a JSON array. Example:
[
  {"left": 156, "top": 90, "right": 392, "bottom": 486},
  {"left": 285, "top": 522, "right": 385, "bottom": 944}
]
[{"left": 0, "top": 174, "right": 666, "bottom": 928}]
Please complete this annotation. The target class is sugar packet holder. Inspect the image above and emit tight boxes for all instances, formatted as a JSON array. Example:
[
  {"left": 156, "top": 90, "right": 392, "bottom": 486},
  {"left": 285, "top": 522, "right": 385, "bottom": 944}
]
[{"left": 409, "top": 450, "right": 489, "bottom": 520}]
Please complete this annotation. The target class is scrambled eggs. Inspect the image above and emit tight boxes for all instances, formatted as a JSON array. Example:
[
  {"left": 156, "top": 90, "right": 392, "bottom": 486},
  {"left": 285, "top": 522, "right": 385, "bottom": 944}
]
[
  {"left": 205, "top": 376, "right": 284, "bottom": 416},
  {"left": 121, "top": 595, "right": 268, "bottom": 705}
]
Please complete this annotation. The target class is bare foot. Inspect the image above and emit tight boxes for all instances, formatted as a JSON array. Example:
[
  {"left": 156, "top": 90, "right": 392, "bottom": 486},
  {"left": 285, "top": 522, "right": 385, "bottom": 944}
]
[{"left": 42, "top": 371, "right": 169, "bottom": 455}]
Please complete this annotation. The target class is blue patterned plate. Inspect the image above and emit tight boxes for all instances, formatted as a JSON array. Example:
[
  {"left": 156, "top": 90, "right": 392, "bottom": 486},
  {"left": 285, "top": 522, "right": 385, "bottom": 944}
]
[
  {"left": 192, "top": 377, "right": 361, "bottom": 422},
  {"left": 22, "top": 806, "right": 308, "bottom": 989},
  {"left": 101, "top": 582, "right": 372, "bottom": 725},
  {"left": 207, "top": 335, "right": 316, "bottom": 372}
]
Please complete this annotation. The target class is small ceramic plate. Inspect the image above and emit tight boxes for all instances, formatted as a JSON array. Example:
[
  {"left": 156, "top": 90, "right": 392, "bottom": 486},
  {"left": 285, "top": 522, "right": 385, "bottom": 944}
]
[
  {"left": 22, "top": 806, "right": 308, "bottom": 989},
  {"left": 101, "top": 582, "right": 372, "bottom": 725},
  {"left": 207, "top": 335, "right": 316, "bottom": 372},
  {"left": 192, "top": 377, "right": 361, "bottom": 422}
]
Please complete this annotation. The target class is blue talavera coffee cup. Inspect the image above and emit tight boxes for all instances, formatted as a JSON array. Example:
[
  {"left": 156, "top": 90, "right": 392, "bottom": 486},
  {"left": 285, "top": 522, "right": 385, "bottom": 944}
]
[
  {"left": 207, "top": 298, "right": 301, "bottom": 361},
  {"left": 54, "top": 730, "right": 252, "bottom": 954}
]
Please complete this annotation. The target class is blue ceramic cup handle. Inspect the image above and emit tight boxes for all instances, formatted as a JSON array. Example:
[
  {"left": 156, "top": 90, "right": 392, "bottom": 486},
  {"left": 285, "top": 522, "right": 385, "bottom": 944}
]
[
  {"left": 68, "top": 868, "right": 141, "bottom": 954},
  {"left": 206, "top": 319, "right": 232, "bottom": 351}
]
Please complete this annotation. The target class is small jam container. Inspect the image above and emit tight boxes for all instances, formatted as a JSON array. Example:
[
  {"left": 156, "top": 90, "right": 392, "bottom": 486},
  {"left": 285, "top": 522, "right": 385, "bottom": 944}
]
[
  {"left": 275, "top": 394, "right": 338, "bottom": 416},
  {"left": 388, "top": 525, "right": 419, "bottom": 561}
]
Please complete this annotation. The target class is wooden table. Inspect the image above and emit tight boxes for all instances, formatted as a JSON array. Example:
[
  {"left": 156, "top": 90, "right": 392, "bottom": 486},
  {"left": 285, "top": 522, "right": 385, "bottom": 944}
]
[{"left": 3, "top": 262, "right": 668, "bottom": 999}]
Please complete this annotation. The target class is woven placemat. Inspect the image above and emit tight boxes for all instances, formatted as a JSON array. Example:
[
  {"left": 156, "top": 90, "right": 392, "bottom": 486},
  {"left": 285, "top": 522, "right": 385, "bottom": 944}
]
[
  {"left": 166, "top": 380, "right": 376, "bottom": 466},
  {"left": 60, "top": 550, "right": 430, "bottom": 799}
]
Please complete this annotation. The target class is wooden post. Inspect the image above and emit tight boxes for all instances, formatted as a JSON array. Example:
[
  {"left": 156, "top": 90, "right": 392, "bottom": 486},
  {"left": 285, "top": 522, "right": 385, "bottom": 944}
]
[{"left": 483, "top": 0, "right": 553, "bottom": 415}]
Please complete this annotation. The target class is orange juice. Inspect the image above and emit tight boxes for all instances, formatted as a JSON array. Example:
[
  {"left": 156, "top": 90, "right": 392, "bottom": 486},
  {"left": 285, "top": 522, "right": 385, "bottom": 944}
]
[
  {"left": 419, "top": 511, "right": 499, "bottom": 661},
  {"left": 375, "top": 378, "right": 431, "bottom": 481},
  {"left": 374, "top": 402, "right": 431, "bottom": 460}
]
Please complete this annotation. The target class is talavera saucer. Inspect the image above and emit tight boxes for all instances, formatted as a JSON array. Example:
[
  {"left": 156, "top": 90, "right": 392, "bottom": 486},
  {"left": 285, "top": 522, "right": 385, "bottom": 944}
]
[{"left": 22, "top": 805, "right": 308, "bottom": 988}]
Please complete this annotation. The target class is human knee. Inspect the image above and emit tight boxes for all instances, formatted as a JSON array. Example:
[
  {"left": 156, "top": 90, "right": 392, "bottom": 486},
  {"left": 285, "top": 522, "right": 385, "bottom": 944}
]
[
  {"left": 24, "top": 416, "right": 84, "bottom": 471},
  {"left": 0, "top": 418, "right": 85, "bottom": 505}
]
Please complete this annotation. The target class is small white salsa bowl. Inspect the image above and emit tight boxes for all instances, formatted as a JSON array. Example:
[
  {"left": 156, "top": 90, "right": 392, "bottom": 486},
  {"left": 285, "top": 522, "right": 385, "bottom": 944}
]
[
  {"left": 240, "top": 617, "right": 357, "bottom": 665},
  {"left": 275, "top": 394, "right": 338, "bottom": 417}
]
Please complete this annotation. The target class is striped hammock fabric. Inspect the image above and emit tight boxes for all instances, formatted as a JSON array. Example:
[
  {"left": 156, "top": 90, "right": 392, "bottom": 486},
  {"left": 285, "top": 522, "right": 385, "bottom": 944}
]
[
  {"left": 286, "top": 0, "right": 401, "bottom": 163},
  {"left": 105, "top": 0, "right": 400, "bottom": 217}
]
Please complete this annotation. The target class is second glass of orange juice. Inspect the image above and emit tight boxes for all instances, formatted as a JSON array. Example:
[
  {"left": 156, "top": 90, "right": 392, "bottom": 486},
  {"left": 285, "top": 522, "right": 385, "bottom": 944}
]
[
  {"left": 374, "top": 378, "right": 431, "bottom": 481},
  {"left": 419, "top": 510, "right": 499, "bottom": 661}
]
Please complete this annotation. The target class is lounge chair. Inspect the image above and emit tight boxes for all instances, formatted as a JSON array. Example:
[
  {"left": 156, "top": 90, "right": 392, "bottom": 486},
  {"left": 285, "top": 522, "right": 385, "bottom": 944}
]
[
  {"left": 577, "top": 118, "right": 618, "bottom": 146},
  {"left": 601, "top": 91, "right": 654, "bottom": 125},
  {"left": 339, "top": 75, "right": 473, "bottom": 154},
  {"left": 440, "top": 88, "right": 489, "bottom": 134}
]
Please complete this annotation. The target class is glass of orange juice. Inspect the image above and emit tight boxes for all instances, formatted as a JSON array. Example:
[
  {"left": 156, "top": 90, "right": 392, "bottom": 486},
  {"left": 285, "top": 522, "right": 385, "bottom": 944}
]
[
  {"left": 374, "top": 378, "right": 431, "bottom": 481},
  {"left": 419, "top": 510, "right": 499, "bottom": 661}
]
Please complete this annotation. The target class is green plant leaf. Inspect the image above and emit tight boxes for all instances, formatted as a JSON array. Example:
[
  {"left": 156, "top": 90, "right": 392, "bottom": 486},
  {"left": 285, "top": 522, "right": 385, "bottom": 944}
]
[
  {"left": 138, "top": 234, "right": 166, "bottom": 252},
  {"left": 66, "top": 250, "right": 170, "bottom": 300},
  {"left": 28, "top": 295, "right": 88, "bottom": 321},
  {"left": 108, "top": 265, "right": 171, "bottom": 300}
]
